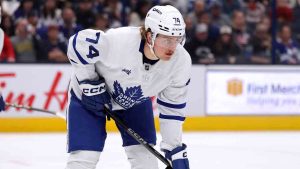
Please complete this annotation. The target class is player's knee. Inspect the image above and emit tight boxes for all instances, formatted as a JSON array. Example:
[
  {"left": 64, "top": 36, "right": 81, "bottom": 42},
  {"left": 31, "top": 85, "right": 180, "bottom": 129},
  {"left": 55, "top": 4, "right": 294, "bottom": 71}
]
[
  {"left": 125, "top": 145, "right": 159, "bottom": 169},
  {"left": 66, "top": 150, "right": 101, "bottom": 169}
]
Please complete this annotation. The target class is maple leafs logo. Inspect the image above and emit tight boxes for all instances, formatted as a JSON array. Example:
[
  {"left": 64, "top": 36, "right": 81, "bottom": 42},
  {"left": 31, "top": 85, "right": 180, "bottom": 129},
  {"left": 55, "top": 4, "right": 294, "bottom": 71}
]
[{"left": 112, "top": 81, "right": 147, "bottom": 109}]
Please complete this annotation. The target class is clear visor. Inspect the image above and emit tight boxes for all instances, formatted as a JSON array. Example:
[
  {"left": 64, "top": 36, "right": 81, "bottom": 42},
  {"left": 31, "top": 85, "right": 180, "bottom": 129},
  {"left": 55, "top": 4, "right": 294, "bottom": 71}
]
[{"left": 155, "top": 34, "right": 184, "bottom": 48}]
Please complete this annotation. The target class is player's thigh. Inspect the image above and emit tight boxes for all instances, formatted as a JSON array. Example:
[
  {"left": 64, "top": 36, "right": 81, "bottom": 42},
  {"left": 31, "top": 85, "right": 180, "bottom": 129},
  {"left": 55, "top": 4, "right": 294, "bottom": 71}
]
[
  {"left": 115, "top": 98, "right": 156, "bottom": 146},
  {"left": 67, "top": 90, "right": 107, "bottom": 152}
]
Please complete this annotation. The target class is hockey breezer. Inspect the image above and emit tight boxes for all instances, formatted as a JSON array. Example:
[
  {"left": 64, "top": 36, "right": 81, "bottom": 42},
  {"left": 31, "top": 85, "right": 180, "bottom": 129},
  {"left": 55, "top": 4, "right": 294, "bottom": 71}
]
[
  {"left": 103, "top": 106, "right": 173, "bottom": 169},
  {"left": 4, "top": 102, "right": 173, "bottom": 168}
]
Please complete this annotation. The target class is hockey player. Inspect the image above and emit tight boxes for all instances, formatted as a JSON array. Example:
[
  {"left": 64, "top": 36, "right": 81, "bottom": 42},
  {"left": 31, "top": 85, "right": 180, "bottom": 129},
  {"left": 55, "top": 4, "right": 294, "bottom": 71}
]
[{"left": 66, "top": 5, "right": 191, "bottom": 169}]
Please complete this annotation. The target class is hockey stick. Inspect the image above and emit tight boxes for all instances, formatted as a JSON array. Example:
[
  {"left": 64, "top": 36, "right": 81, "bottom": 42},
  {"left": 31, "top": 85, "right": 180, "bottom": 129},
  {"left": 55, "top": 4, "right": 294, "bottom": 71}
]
[
  {"left": 4, "top": 102, "right": 172, "bottom": 168},
  {"left": 4, "top": 102, "right": 66, "bottom": 120},
  {"left": 103, "top": 106, "right": 172, "bottom": 169}
]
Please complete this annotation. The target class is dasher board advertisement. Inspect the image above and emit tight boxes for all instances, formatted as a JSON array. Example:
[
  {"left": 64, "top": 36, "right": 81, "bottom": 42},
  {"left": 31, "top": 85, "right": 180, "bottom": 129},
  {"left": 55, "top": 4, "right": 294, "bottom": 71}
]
[
  {"left": 0, "top": 64, "right": 72, "bottom": 117},
  {"left": 206, "top": 70, "right": 300, "bottom": 115},
  {"left": 0, "top": 64, "right": 205, "bottom": 117}
]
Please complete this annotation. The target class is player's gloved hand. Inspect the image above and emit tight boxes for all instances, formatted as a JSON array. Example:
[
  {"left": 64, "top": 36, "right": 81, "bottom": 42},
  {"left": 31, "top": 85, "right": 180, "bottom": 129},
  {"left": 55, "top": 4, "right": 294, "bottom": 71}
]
[
  {"left": 164, "top": 144, "right": 190, "bottom": 169},
  {"left": 0, "top": 95, "right": 5, "bottom": 112},
  {"left": 79, "top": 77, "right": 111, "bottom": 117}
]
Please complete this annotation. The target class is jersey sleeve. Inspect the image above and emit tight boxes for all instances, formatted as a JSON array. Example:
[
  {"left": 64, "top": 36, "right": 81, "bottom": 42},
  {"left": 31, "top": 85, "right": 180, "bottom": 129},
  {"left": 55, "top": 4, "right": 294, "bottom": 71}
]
[
  {"left": 157, "top": 53, "right": 191, "bottom": 119},
  {"left": 67, "top": 29, "right": 111, "bottom": 81},
  {"left": 157, "top": 50, "right": 192, "bottom": 151}
]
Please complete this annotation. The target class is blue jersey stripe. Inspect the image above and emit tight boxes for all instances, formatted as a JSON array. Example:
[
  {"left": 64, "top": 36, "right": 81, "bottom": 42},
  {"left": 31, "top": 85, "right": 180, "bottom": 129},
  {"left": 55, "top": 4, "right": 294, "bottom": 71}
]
[
  {"left": 157, "top": 99, "right": 186, "bottom": 109},
  {"left": 73, "top": 33, "right": 88, "bottom": 64},
  {"left": 159, "top": 113, "right": 186, "bottom": 121}
]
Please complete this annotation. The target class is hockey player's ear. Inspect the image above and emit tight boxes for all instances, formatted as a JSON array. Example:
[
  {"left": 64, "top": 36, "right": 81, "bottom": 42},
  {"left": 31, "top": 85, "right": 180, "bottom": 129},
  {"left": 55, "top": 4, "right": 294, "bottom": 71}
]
[{"left": 146, "top": 32, "right": 152, "bottom": 45}]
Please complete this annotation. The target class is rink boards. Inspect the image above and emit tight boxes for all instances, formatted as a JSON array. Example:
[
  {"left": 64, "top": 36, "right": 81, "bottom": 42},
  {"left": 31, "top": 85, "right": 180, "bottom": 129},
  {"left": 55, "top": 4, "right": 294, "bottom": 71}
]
[
  {"left": 1, "top": 64, "right": 300, "bottom": 132},
  {"left": 2, "top": 116, "right": 300, "bottom": 132}
]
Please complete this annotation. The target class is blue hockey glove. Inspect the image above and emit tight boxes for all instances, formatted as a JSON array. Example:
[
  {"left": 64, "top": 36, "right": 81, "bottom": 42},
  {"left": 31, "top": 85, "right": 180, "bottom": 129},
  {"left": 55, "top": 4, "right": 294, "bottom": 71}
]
[
  {"left": 0, "top": 95, "right": 5, "bottom": 111},
  {"left": 79, "top": 77, "right": 111, "bottom": 116},
  {"left": 165, "top": 144, "right": 190, "bottom": 169}
]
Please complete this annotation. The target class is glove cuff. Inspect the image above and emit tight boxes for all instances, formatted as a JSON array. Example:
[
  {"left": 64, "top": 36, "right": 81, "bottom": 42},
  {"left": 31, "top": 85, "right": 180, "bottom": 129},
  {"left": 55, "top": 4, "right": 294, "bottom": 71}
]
[
  {"left": 164, "top": 144, "right": 189, "bottom": 169},
  {"left": 165, "top": 143, "right": 187, "bottom": 161},
  {"left": 79, "top": 79, "right": 106, "bottom": 96}
]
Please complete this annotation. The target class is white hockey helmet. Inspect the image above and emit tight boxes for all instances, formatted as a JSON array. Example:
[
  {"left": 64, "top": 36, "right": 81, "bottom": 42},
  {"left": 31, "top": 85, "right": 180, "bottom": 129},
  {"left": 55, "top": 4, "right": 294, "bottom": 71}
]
[
  {"left": 145, "top": 5, "right": 185, "bottom": 37},
  {"left": 144, "top": 5, "right": 185, "bottom": 58}
]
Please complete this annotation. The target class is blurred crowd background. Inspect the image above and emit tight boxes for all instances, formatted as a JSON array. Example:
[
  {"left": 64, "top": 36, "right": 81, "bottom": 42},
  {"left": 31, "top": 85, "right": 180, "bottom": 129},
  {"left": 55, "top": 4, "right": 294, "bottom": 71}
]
[{"left": 0, "top": 0, "right": 300, "bottom": 65}]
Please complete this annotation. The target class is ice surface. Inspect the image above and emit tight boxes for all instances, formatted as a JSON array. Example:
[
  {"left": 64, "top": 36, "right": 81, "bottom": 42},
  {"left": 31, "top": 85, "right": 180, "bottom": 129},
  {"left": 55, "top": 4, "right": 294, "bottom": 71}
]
[{"left": 1, "top": 132, "right": 300, "bottom": 169}]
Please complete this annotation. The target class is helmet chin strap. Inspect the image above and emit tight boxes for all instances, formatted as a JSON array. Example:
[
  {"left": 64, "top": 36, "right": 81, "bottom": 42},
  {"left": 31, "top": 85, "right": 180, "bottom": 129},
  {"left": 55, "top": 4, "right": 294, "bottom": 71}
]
[
  {"left": 146, "top": 32, "right": 160, "bottom": 60},
  {"left": 147, "top": 43, "right": 160, "bottom": 60}
]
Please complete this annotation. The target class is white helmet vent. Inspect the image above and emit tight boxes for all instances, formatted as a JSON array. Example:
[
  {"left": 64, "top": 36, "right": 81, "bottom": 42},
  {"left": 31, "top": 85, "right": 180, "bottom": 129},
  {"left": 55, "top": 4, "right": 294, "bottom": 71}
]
[{"left": 159, "top": 25, "right": 170, "bottom": 32}]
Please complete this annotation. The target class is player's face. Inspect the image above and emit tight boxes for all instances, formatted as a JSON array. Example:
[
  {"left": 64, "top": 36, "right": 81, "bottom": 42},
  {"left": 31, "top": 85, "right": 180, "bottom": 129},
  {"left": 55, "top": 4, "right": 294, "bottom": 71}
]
[{"left": 154, "top": 34, "right": 183, "bottom": 60}]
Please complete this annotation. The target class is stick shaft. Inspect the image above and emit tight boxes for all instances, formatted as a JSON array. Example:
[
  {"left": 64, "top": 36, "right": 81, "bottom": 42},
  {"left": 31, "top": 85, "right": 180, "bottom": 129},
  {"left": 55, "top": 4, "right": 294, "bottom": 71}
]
[
  {"left": 5, "top": 102, "right": 66, "bottom": 119},
  {"left": 4, "top": 103, "right": 171, "bottom": 168}
]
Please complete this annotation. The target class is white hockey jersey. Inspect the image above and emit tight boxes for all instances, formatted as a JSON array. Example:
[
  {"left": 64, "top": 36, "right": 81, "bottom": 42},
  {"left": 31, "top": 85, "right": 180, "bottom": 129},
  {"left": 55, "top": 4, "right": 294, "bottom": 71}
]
[{"left": 67, "top": 27, "right": 191, "bottom": 118}]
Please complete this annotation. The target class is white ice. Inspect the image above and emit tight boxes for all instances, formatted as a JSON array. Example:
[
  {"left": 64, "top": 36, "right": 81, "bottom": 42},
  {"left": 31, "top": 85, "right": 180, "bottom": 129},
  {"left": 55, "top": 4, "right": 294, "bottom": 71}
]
[{"left": 1, "top": 132, "right": 300, "bottom": 169}]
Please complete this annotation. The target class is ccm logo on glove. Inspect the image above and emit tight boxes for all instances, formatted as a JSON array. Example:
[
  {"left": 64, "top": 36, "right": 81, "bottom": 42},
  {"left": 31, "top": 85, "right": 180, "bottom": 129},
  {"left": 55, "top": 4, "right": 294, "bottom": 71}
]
[{"left": 80, "top": 83, "right": 106, "bottom": 96}]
